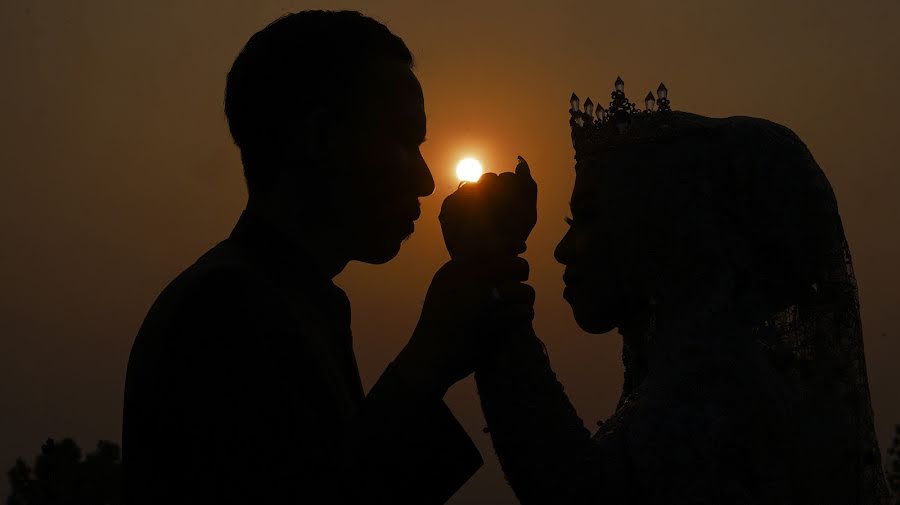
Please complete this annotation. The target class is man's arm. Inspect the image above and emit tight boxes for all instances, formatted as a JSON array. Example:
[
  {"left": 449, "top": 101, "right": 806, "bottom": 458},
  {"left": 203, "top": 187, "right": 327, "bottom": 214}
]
[{"left": 170, "top": 268, "right": 480, "bottom": 505}]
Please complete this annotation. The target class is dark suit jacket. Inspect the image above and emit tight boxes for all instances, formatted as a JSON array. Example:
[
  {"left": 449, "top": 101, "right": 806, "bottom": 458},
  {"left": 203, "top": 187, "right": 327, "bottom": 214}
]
[{"left": 123, "top": 212, "right": 481, "bottom": 504}]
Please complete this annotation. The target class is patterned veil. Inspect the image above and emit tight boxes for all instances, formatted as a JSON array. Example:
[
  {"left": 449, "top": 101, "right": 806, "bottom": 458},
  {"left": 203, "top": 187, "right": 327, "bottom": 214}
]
[{"left": 474, "top": 112, "right": 890, "bottom": 504}]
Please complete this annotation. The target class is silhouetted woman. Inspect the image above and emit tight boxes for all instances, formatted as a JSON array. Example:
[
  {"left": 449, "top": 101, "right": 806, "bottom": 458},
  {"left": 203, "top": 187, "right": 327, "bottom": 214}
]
[{"left": 463, "top": 112, "right": 889, "bottom": 504}]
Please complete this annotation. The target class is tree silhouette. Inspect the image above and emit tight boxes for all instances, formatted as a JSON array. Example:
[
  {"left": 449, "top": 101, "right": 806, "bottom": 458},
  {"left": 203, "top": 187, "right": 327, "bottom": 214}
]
[
  {"left": 888, "top": 424, "right": 900, "bottom": 505},
  {"left": 6, "top": 439, "right": 121, "bottom": 505}
]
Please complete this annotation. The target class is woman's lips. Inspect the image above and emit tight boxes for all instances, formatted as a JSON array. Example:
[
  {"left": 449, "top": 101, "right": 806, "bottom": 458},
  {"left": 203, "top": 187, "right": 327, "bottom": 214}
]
[{"left": 563, "top": 271, "right": 579, "bottom": 301}]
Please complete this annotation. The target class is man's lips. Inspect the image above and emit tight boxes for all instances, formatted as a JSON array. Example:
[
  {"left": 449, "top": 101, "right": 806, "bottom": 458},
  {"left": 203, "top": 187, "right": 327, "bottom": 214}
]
[
  {"left": 395, "top": 200, "right": 421, "bottom": 222},
  {"left": 380, "top": 201, "right": 420, "bottom": 225},
  {"left": 396, "top": 202, "right": 419, "bottom": 236}
]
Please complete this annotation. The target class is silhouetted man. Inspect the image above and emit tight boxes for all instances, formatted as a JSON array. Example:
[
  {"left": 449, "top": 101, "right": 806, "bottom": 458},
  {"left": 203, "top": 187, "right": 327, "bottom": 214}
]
[{"left": 123, "top": 11, "right": 528, "bottom": 504}]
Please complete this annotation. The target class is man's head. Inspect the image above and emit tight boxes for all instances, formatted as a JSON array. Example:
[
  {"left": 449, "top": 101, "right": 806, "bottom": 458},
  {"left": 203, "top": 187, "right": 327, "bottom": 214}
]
[{"left": 225, "top": 11, "right": 434, "bottom": 264}]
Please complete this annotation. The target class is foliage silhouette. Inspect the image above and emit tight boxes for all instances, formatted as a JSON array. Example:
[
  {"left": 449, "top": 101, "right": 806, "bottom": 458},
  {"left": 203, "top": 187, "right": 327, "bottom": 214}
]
[
  {"left": 888, "top": 424, "right": 900, "bottom": 504},
  {"left": 6, "top": 439, "right": 121, "bottom": 505}
]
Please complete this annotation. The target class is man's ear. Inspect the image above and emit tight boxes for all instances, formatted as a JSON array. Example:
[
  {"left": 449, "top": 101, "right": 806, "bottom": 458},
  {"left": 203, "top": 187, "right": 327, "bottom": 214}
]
[{"left": 285, "top": 106, "right": 341, "bottom": 165}]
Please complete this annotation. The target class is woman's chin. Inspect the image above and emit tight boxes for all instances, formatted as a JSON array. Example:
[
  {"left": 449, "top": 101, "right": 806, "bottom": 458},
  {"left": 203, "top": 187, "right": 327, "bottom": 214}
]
[{"left": 570, "top": 301, "right": 618, "bottom": 334}]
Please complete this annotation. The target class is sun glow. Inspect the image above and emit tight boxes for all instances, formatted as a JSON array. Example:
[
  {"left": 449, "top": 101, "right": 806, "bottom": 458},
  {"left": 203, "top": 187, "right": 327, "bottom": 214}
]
[{"left": 456, "top": 157, "right": 484, "bottom": 183}]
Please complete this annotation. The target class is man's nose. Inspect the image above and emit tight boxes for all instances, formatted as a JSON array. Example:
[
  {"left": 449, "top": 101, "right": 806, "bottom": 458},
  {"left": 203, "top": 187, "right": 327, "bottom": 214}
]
[
  {"left": 554, "top": 227, "right": 575, "bottom": 265},
  {"left": 412, "top": 150, "right": 435, "bottom": 197}
]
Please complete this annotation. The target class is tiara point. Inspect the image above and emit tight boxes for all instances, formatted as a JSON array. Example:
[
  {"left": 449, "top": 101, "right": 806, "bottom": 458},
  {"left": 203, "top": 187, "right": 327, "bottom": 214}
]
[
  {"left": 569, "top": 92, "right": 580, "bottom": 113},
  {"left": 570, "top": 76, "right": 673, "bottom": 154},
  {"left": 644, "top": 92, "right": 656, "bottom": 112},
  {"left": 657, "top": 82, "right": 668, "bottom": 99},
  {"left": 656, "top": 82, "right": 671, "bottom": 112}
]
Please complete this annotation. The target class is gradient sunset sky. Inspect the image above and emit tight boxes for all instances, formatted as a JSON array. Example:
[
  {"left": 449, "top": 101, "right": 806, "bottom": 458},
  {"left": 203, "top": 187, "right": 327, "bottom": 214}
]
[{"left": 1, "top": 1, "right": 898, "bottom": 502}]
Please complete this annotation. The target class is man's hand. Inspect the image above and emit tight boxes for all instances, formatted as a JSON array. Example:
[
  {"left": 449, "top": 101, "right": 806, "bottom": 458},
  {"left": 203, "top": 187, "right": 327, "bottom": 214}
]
[
  {"left": 440, "top": 157, "right": 537, "bottom": 259},
  {"left": 394, "top": 257, "right": 535, "bottom": 397}
]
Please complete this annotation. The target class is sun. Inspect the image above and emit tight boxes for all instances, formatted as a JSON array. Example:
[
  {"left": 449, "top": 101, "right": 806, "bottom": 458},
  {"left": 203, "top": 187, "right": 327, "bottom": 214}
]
[{"left": 456, "top": 157, "right": 483, "bottom": 183}]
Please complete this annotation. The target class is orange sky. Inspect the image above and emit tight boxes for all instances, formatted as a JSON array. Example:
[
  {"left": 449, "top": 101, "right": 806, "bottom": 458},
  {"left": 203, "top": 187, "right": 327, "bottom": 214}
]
[{"left": 1, "top": 1, "right": 898, "bottom": 502}]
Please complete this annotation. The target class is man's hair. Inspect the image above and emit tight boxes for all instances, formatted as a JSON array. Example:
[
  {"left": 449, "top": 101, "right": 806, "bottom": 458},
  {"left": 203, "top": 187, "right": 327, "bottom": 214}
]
[{"left": 224, "top": 11, "right": 413, "bottom": 192}]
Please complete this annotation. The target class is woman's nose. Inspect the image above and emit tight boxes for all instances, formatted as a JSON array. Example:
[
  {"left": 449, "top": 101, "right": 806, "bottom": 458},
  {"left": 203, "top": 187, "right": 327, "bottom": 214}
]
[{"left": 555, "top": 227, "right": 575, "bottom": 265}]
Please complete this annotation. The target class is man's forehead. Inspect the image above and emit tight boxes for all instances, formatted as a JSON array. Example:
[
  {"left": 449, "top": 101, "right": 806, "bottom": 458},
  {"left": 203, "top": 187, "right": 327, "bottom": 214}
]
[
  {"left": 352, "top": 61, "right": 424, "bottom": 129},
  {"left": 360, "top": 61, "right": 423, "bottom": 106}
]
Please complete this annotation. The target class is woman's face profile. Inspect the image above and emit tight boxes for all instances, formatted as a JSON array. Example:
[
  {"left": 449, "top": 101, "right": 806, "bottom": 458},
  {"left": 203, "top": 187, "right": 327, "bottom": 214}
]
[
  {"left": 554, "top": 163, "right": 641, "bottom": 334},
  {"left": 555, "top": 133, "right": 762, "bottom": 335}
]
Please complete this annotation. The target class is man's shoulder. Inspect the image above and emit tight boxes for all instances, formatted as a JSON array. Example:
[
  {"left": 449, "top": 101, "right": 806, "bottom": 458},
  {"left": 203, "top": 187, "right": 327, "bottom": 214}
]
[
  {"left": 127, "top": 239, "right": 302, "bottom": 388},
  {"left": 180, "top": 237, "right": 260, "bottom": 288},
  {"left": 136, "top": 238, "right": 286, "bottom": 340}
]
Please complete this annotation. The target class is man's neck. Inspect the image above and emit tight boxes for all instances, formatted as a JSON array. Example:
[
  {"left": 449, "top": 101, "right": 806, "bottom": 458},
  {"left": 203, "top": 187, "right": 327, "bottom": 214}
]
[{"left": 244, "top": 199, "right": 348, "bottom": 280}]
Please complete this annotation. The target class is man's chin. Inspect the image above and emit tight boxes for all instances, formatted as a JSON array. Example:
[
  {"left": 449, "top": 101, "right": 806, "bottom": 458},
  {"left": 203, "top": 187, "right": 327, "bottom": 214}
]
[
  {"left": 354, "top": 236, "right": 407, "bottom": 265},
  {"left": 352, "top": 222, "right": 415, "bottom": 264},
  {"left": 355, "top": 245, "right": 401, "bottom": 265}
]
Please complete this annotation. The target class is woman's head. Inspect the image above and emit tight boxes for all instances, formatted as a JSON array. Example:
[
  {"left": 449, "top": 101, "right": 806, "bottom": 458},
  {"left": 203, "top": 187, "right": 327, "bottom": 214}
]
[{"left": 556, "top": 113, "right": 841, "bottom": 334}]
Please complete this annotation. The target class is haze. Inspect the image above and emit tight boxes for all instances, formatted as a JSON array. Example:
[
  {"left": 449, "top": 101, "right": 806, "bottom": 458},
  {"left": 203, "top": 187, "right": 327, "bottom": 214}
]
[{"left": 1, "top": 1, "right": 898, "bottom": 502}]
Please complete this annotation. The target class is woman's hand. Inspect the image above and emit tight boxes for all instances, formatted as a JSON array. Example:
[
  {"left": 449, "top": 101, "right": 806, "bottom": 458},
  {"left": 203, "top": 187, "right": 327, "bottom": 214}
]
[
  {"left": 439, "top": 157, "right": 537, "bottom": 259},
  {"left": 393, "top": 157, "right": 539, "bottom": 397}
]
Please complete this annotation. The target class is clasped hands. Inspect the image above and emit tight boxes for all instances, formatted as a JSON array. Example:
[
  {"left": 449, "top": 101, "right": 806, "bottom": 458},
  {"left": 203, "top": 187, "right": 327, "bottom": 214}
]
[{"left": 395, "top": 158, "right": 538, "bottom": 396}]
